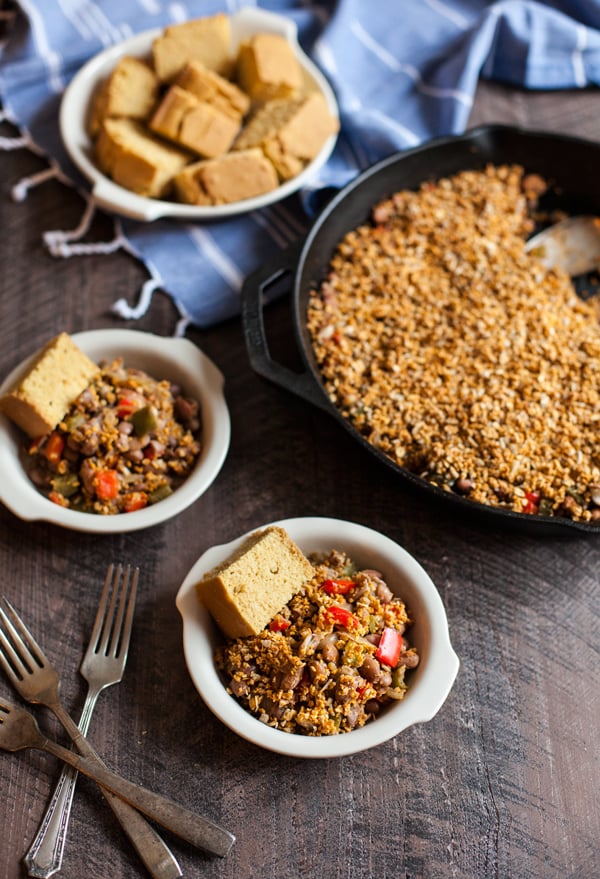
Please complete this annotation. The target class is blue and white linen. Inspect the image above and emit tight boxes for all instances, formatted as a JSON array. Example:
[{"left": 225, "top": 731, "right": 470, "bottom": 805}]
[{"left": 1, "top": 1, "right": 600, "bottom": 329}]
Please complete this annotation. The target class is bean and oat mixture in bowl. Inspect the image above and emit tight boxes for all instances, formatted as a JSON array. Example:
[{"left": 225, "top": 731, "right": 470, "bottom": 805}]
[
  {"left": 307, "top": 164, "right": 600, "bottom": 524},
  {"left": 25, "top": 359, "right": 201, "bottom": 514},
  {"left": 216, "top": 549, "right": 419, "bottom": 736}
]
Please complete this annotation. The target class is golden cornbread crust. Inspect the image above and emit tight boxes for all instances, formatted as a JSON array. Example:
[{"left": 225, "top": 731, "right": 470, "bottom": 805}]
[
  {"left": 150, "top": 85, "right": 241, "bottom": 158},
  {"left": 88, "top": 56, "right": 159, "bottom": 136},
  {"left": 174, "top": 148, "right": 278, "bottom": 206},
  {"left": 176, "top": 61, "right": 250, "bottom": 118},
  {"left": 236, "top": 32, "right": 303, "bottom": 103},
  {"left": 307, "top": 165, "right": 600, "bottom": 524},
  {"left": 95, "top": 118, "right": 190, "bottom": 197},
  {"left": 196, "top": 526, "right": 314, "bottom": 639},
  {"left": 152, "top": 13, "right": 232, "bottom": 82},
  {"left": 233, "top": 92, "right": 339, "bottom": 180},
  {"left": 0, "top": 333, "right": 99, "bottom": 438}
]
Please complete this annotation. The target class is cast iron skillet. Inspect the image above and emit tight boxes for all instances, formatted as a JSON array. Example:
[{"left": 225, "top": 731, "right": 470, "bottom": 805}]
[{"left": 241, "top": 124, "right": 600, "bottom": 535}]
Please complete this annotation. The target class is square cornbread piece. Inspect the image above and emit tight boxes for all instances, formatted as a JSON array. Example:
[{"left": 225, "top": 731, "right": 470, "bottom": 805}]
[
  {"left": 150, "top": 85, "right": 241, "bottom": 158},
  {"left": 234, "top": 92, "right": 339, "bottom": 180},
  {"left": 176, "top": 61, "right": 251, "bottom": 118},
  {"left": 0, "top": 333, "right": 99, "bottom": 438},
  {"left": 88, "top": 56, "right": 159, "bottom": 136},
  {"left": 152, "top": 13, "right": 232, "bottom": 83},
  {"left": 95, "top": 118, "right": 191, "bottom": 197},
  {"left": 196, "top": 526, "right": 314, "bottom": 638},
  {"left": 174, "top": 148, "right": 279, "bottom": 205},
  {"left": 236, "top": 32, "right": 303, "bottom": 103}
]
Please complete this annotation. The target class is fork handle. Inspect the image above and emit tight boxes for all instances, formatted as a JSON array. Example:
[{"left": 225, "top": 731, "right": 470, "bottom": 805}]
[
  {"left": 24, "top": 766, "right": 183, "bottom": 879},
  {"left": 24, "top": 694, "right": 182, "bottom": 879},
  {"left": 24, "top": 689, "right": 101, "bottom": 878},
  {"left": 40, "top": 736, "right": 235, "bottom": 857}
]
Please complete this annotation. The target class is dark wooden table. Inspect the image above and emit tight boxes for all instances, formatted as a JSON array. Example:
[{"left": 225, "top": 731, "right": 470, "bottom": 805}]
[{"left": 1, "top": 81, "right": 599, "bottom": 879}]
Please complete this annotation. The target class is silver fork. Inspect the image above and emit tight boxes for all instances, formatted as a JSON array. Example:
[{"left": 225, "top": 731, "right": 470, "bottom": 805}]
[
  {"left": 0, "top": 697, "right": 235, "bottom": 857},
  {"left": 0, "top": 566, "right": 182, "bottom": 879}
]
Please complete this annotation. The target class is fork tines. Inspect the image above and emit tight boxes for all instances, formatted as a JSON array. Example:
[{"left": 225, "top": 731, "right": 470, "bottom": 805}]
[
  {"left": 0, "top": 598, "right": 46, "bottom": 683},
  {"left": 92, "top": 564, "right": 139, "bottom": 660}
]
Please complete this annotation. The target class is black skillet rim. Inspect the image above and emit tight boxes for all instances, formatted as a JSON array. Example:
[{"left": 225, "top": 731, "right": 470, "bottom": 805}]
[{"left": 291, "top": 124, "right": 600, "bottom": 535}]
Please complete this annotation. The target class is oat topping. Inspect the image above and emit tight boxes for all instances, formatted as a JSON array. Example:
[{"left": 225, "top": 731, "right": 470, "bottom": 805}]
[{"left": 307, "top": 164, "right": 600, "bottom": 522}]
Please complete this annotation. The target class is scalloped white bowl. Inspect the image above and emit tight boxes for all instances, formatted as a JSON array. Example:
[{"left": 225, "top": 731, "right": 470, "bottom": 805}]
[
  {"left": 60, "top": 7, "right": 340, "bottom": 222},
  {"left": 0, "top": 329, "right": 230, "bottom": 533},
  {"left": 176, "top": 517, "right": 459, "bottom": 758}
]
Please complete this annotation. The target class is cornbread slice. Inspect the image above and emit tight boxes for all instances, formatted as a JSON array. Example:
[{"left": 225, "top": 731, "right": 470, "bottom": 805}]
[
  {"left": 0, "top": 333, "right": 99, "bottom": 438},
  {"left": 196, "top": 526, "right": 314, "bottom": 638},
  {"left": 150, "top": 85, "right": 198, "bottom": 140},
  {"left": 152, "top": 13, "right": 232, "bottom": 82},
  {"left": 95, "top": 118, "right": 191, "bottom": 197},
  {"left": 236, "top": 33, "right": 302, "bottom": 103},
  {"left": 150, "top": 85, "right": 241, "bottom": 158},
  {"left": 176, "top": 60, "right": 250, "bottom": 118},
  {"left": 234, "top": 92, "right": 338, "bottom": 180},
  {"left": 174, "top": 148, "right": 278, "bottom": 205},
  {"left": 88, "top": 56, "right": 159, "bottom": 136}
]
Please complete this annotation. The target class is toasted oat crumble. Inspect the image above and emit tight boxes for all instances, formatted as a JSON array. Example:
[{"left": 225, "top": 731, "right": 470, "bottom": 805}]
[{"left": 307, "top": 164, "right": 600, "bottom": 522}]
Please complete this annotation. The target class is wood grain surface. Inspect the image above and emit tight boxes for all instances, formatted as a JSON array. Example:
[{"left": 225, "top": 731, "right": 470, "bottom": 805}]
[{"left": 1, "top": 79, "right": 599, "bottom": 879}]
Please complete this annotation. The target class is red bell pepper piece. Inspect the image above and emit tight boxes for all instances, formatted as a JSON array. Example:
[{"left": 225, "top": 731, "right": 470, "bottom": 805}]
[
  {"left": 321, "top": 578, "right": 355, "bottom": 595},
  {"left": 116, "top": 395, "right": 137, "bottom": 418},
  {"left": 95, "top": 469, "right": 119, "bottom": 500},
  {"left": 375, "top": 628, "right": 403, "bottom": 668},
  {"left": 123, "top": 491, "right": 148, "bottom": 513},
  {"left": 325, "top": 606, "right": 359, "bottom": 629},
  {"left": 28, "top": 436, "right": 44, "bottom": 455},
  {"left": 48, "top": 490, "right": 69, "bottom": 508},
  {"left": 268, "top": 615, "right": 291, "bottom": 632},
  {"left": 42, "top": 432, "right": 65, "bottom": 466},
  {"left": 523, "top": 491, "right": 541, "bottom": 514}
]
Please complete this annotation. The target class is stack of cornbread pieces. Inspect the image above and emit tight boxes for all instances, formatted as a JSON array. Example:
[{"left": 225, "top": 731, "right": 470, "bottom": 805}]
[{"left": 90, "top": 13, "right": 339, "bottom": 205}]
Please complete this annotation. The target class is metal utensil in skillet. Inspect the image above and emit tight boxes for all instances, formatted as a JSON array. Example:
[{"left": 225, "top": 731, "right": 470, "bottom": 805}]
[{"left": 525, "top": 214, "right": 600, "bottom": 276}]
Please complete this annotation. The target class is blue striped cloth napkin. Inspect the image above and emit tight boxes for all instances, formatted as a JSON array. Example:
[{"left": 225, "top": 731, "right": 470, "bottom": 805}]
[{"left": 1, "top": 1, "right": 600, "bottom": 329}]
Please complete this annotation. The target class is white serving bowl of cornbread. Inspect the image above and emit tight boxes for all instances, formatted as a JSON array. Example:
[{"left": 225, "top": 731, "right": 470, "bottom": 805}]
[
  {"left": 60, "top": 7, "right": 340, "bottom": 221},
  {"left": 176, "top": 517, "right": 459, "bottom": 758},
  {"left": 0, "top": 329, "right": 230, "bottom": 533}
]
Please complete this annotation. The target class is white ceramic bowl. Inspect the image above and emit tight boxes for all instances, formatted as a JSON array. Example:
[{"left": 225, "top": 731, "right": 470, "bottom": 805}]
[
  {"left": 0, "top": 329, "right": 230, "bottom": 533},
  {"left": 60, "top": 7, "right": 340, "bottom": 222},
  {"left": 176, "top": 517, "right": 459, "bottom": 758}
]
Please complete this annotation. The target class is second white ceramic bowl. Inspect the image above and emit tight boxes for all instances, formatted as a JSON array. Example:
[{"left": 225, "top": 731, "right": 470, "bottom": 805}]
[
  {"left": 176, "top": 517, "right": 459, "bottom": 758},
  {"left": 0, "top": 329, "right": 230, "bottom": 533}
]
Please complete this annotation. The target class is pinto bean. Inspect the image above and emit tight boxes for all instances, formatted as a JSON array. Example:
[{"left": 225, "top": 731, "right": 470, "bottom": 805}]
[
  {"left": 126, "top": 449, "right": 144, "bottom": 463},
  {"left": 229, "top": 678, "right": 249, "bottom": 698},
  {"left": 345, "top": 703, "right": 363, "bottom": 729},
  {"left": 365, "top": 699, "right": 381, "bottom": 716},
  {"left": 79, "top": 434, "right": 99, "bottom": 456},
  {"left": 279, "top": 663, "right": 305, "bottom": 691},
  {"left": 399, "top": 651, "right": 420, "bottom": 669},
  {"left": 308, "top": 659, "right": 328, "bottom": 683},
  {"left": 378, "top": 669, "right": 392, "bottom": 688},
  {"left": 174, "top": 396, "right": 199, "bottom": 428},
  {"left": 261, "top": 697, "right": 285, "bottom": 720},
  {"left": 320, "top": 642, "right": 339, "bottom": 664},
  {"left": 359, "top": 655, "right": 381, "bottom": 683},
  {"left": 376, "top": 582, "right": 394, "bottom": 603},
  {"left": 79, "top": 459, "right": 96, "bottom": 494}
]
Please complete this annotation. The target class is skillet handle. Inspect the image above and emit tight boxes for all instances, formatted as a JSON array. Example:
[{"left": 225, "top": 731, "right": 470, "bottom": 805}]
[{"left": 241, "top": 243, "right": 330, "bottom": 412}]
